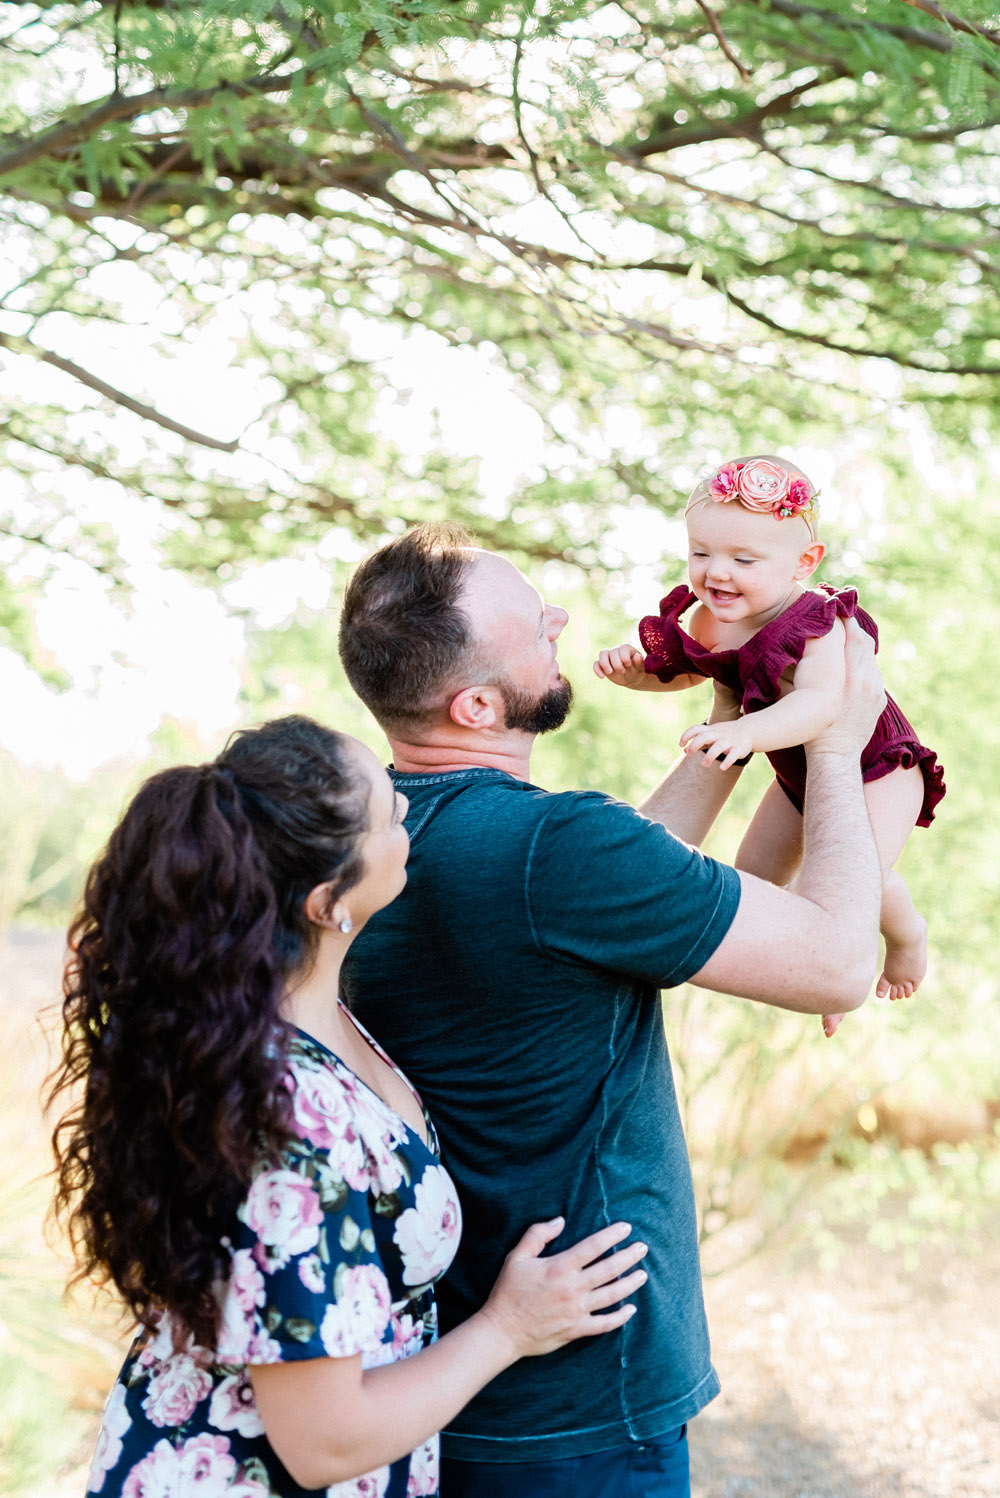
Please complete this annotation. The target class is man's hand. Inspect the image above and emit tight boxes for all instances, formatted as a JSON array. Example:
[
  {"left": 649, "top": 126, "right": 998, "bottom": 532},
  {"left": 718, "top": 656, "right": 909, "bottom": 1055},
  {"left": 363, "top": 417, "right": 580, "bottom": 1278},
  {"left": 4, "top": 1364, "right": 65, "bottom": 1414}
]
[
  {"left": 806, "top": 618, "right": 885, "bottom": 761},
  {"left": 593, "top": 643, "right": 648, "bottom": 689}
]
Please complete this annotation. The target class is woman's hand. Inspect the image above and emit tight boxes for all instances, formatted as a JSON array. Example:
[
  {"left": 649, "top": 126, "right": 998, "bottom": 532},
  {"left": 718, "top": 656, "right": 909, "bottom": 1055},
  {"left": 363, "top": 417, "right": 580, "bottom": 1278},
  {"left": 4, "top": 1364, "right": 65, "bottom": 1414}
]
[{"left": 476, "top": 1218, "right": 648, "bottom": 1359}]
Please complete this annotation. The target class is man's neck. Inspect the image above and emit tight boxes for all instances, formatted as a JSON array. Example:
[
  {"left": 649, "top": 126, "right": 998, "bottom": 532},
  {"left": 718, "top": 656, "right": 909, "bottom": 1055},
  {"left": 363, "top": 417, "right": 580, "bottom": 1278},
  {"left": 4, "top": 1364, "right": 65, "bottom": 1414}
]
[{"left": 386, "top": 735, "right": 534, "bottom": 781}]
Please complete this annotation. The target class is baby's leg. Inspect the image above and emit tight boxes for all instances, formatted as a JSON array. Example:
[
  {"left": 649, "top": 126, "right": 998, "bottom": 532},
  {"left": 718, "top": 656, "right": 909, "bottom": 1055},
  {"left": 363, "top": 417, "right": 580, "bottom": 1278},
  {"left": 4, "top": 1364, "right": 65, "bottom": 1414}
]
[
  {"left": 864, "top": 767, "right": 927, "bottom": 1002},
  {"left": 735, "top": 780, "right": 804, "bottom": 885}
]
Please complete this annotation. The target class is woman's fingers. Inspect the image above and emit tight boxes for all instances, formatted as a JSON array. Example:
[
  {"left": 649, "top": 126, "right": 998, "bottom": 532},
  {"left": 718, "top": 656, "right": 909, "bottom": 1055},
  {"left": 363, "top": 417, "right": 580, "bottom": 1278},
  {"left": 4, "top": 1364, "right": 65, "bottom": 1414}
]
[
  {"left": 559, "top": 1220, "right": 635, "bottom": 1268},
  {"left": 584, "top": 1265, "right": 649, "bottom": 1312},
  {"left": 578, "top": 1238, "right": 648, "bottom": 1290},
  {"left": 507, "top": 1216, "right": 566, "bottom": 1261},
  {"left": 575, "top": 1301, "right": 638, "bottom": 1335}
]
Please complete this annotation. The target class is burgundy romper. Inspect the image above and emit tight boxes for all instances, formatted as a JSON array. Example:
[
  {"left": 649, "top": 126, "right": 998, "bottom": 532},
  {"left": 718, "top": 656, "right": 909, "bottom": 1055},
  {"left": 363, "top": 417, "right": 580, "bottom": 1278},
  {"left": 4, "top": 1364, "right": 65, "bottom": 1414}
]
[{"left": 639, "top": 584, "right": 945, "bottom": 826}]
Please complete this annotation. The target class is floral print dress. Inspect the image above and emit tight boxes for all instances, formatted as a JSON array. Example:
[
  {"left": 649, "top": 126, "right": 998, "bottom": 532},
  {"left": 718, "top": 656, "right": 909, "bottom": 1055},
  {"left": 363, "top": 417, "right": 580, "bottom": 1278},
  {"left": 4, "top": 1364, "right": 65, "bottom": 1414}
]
[{"left": 87, "top": 1016, "right": 462, "bottom": 1498}]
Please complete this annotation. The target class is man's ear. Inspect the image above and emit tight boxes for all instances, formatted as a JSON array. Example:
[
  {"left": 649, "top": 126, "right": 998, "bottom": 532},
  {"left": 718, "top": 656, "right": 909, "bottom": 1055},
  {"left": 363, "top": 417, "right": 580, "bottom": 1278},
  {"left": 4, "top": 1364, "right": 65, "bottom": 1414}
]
[
  {"left": 794, "top": 541, "right": 825, "bottom": 581},
  {"left": 448, "top": 684, "right": 500, "bottom": 730}
]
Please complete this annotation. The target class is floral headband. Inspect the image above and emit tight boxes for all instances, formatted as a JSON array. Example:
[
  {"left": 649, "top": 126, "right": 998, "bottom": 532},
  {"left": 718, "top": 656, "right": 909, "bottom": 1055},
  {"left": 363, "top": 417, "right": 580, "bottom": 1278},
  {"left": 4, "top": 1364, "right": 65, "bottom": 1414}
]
[{"left": 688, "top": 457, "right": 819, "bottom": 539}]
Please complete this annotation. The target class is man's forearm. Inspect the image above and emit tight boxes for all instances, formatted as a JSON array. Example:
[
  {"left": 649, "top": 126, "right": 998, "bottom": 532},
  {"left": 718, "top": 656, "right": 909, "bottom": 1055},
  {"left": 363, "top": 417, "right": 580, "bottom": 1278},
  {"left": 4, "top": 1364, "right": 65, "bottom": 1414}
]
[
  {"left": 638, "top": 752, "right": 744, "bottom": 845},
  {"left": 796, "top": 746, "right": 881, "bottom": 995},
  {"left": 638, "top": 690, "right": 745, "bottom": 844},
  {"left": 689, "top": 751, "right": 881, "bottom": 1011}
]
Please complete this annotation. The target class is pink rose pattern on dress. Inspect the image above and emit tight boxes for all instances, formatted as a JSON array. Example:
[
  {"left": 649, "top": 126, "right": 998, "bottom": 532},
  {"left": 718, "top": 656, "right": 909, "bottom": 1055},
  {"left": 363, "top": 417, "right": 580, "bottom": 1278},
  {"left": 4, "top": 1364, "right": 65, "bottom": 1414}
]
[
  {"left": 87, "top": 1382, "right": 132, "bottom": 1492},
  {"left": 326, "top": 1466, "right": 392, "bottom": 1498},
  {"left": 320, "top": 1263, "right": 393, "bottom": 1356},
  {"left": 393, "top": 1165, "right": 462, "bottom": 1287},
  {"left": 142, "top": 1353, "right": 213, "bottom": 1428},
  {"left": 406, "top": 1439, "right": 440, "bottom": 1497},
  {"left": 241, "top": 1168, "right": 323, "bottom": 1273},
  {"left": 88, "top": 1029, "right": 457, "bottom": 1496}
]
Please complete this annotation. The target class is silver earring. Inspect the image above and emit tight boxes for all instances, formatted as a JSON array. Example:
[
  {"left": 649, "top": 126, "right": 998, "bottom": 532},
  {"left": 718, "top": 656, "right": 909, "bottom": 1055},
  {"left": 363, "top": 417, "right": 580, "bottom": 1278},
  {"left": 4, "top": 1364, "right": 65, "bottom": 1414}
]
[{"left": 338, "top": 916, "right": 353, "bottom": 935}]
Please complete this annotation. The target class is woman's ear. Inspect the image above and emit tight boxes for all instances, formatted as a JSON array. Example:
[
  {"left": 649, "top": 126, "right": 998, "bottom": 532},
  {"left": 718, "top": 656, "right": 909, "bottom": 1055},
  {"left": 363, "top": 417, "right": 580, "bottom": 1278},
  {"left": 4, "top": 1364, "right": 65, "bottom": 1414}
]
[
  {"left": 303, "top": 881, "right": 338, "bottom": 929},
  {"left": 794, "top": 541, "right": 826, "bottom": 580}
]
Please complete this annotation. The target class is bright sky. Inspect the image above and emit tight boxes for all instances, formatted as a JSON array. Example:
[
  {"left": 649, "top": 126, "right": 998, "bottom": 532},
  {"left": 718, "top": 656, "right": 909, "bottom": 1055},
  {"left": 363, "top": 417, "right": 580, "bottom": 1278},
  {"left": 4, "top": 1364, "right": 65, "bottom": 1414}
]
[
  {"left": 0, "top": 162, "right": 882, "bottom": 780},
  {"left": 0, "top": 297, "right": 867, "bottom": 780}
]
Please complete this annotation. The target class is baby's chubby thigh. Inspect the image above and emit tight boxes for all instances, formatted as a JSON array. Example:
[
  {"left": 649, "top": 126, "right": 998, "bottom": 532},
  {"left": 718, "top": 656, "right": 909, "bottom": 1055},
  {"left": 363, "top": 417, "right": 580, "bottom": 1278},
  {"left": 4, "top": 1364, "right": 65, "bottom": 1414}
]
[{"left": 734, "top": 779, "right": 804, "bottom": 886}]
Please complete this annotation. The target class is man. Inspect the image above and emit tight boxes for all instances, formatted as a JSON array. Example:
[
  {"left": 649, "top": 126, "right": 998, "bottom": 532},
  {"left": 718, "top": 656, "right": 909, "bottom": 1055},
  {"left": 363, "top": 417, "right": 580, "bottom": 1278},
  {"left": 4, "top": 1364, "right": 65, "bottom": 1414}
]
[{"left": 338, "top": 522, "right": 883, "bottom": 1498}]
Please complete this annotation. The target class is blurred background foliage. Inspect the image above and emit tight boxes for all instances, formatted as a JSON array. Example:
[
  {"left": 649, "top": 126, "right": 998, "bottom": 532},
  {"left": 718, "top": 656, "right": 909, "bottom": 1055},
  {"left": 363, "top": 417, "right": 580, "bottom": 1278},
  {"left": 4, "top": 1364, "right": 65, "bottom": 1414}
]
[{"left": 2, "top": 0, "right": 1000, "bottom": 1492}]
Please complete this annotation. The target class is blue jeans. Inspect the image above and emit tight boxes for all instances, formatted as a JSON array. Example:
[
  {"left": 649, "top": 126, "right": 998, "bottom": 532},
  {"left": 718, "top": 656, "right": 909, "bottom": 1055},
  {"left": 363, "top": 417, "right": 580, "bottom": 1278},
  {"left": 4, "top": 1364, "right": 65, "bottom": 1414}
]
[{"left": 440, "top": 1425, "right": 689, "bottom": 1498}]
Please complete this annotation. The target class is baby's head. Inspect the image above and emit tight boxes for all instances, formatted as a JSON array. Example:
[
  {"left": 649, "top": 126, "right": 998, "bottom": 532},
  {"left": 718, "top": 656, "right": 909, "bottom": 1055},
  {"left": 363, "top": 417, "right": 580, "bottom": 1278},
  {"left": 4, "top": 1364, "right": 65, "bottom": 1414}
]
[
  {"left": 684, "top": 456, "right": 825, "bottom": 619},
  {"left": 685, "top": 454, "right": 820, "bottom": 540}
]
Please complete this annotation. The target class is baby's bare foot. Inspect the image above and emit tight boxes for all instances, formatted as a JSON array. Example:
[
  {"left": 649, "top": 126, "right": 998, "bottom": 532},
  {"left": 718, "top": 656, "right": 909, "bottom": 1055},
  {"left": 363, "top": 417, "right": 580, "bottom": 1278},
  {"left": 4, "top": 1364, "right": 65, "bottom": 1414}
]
[{"left": 876, "top": 914, "right": 928, "bottom": 1001}]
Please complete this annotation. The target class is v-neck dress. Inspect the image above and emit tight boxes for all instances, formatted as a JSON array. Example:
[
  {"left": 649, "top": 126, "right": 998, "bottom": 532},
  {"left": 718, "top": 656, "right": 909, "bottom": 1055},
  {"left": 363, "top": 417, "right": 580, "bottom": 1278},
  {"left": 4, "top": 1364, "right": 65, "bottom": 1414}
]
[
  {"left": 86, "top": 1019, "right": 461, "bottom": 1498},
  {"left": 639, "top": 584, "right": 945, "bottom": 825}
]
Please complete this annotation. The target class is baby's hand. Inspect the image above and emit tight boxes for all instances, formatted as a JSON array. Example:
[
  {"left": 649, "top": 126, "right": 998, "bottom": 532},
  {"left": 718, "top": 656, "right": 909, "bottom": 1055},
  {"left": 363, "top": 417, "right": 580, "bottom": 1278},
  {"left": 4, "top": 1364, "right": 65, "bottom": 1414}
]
[
  {"left": 679, "top": 716, "right": 754, "bottom": 770},
  {"left": 593, "top": 644, "right": 648, "bottom": 689}
]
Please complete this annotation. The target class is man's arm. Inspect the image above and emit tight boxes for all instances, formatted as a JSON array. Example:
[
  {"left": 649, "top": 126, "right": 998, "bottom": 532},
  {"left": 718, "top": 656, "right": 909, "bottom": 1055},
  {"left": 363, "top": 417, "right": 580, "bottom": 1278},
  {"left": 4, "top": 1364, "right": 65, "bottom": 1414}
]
[
  {"left": 638, "top": 684, "right": 746, "bottom": 846},
  {"left": 688, "top": 619, "right": 884, "bottom": 1013}
]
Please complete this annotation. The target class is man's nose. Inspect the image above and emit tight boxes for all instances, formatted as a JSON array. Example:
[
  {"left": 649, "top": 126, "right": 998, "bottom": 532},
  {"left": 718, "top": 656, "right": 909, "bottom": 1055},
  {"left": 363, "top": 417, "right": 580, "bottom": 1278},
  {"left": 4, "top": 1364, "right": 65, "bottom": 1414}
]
[{"left": 546, "top": 606, "right": 569, "bottom": 640}]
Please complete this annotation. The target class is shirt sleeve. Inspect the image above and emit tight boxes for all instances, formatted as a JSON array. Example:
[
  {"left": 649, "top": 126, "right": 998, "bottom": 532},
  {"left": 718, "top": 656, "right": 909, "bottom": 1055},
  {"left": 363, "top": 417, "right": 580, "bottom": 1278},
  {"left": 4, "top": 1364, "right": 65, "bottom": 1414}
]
[
  {"left": 220, "top": 1152, "right": 394, "bottom": 1367},
  {"left": 525, "top": 791, "right": 741, "bottom": 990},
  {"left": 217, "top": 1049, "right": 406, "bottom": 1367}
]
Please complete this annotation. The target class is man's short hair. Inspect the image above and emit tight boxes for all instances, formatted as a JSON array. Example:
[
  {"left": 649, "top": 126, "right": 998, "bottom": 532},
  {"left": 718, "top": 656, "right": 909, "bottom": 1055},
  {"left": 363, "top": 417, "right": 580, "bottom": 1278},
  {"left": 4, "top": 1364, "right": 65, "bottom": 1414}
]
[{"left": 338, "top": 523, "right": 479, "bottom": 730}]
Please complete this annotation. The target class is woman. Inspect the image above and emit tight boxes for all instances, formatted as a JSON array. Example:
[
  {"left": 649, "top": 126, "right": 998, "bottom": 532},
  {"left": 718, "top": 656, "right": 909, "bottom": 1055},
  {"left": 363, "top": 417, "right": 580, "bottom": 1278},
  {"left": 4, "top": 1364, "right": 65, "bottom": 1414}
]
[{"left": 51, "top": 715, "right": 647, "bottom": 1498}]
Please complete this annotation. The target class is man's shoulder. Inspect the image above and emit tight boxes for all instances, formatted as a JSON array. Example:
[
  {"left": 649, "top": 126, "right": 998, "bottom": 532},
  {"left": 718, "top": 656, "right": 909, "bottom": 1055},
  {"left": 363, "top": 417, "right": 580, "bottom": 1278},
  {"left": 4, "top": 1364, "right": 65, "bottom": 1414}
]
[{"left": 392, "top": 767, "right": 629, "bottom": 823}]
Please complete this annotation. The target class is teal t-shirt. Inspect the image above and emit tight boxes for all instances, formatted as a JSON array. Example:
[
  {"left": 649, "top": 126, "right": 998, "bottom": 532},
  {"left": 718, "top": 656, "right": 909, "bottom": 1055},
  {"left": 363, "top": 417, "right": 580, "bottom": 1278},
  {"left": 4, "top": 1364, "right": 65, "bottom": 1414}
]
[{"left": 342, "top": 767, "right": 741, "bottom": 1462}]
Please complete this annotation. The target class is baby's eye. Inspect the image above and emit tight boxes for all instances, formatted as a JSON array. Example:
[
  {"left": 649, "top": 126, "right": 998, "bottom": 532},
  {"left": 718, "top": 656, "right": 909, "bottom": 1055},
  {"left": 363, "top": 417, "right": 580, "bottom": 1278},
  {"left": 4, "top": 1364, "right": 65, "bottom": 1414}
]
[
  {"left": 690, "top": 550, "right": 708, "bottom": 559},
  {"left": 735, "top": 557, "right": 754, "bottom": 566}
]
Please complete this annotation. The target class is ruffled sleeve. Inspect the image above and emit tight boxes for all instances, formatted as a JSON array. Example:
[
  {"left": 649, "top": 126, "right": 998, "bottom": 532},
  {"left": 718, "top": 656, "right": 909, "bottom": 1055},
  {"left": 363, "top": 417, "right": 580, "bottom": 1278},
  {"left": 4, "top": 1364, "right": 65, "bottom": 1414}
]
[
  {"left": 741, "top": 586, "right": 876, "bottom": 714},
  {"left": 638, "top": 585, "right": 707, "bottom": 683}
]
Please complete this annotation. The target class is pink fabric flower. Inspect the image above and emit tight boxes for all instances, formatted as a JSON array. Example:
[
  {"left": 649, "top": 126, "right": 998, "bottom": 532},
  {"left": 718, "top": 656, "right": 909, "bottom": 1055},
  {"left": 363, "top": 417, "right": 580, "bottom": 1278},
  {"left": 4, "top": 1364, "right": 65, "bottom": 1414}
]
[
  {"left": 393, "top": 1165, "right": 462, "bottom": 1287},
  {"left": 735, "top": 458, "right": 789, "bottom": 510},
  {"left": 240, "top": 1168, "right": 323, "bottom": 1271},
  {"left": 141, "top": 1353, "right": 213, "bottom": 1428},
  {"left": 781, "top": 475, "right": 814, "bottom": 516},
  {"left": 708, "top": 461, "right": 743, "bottom": 500}
]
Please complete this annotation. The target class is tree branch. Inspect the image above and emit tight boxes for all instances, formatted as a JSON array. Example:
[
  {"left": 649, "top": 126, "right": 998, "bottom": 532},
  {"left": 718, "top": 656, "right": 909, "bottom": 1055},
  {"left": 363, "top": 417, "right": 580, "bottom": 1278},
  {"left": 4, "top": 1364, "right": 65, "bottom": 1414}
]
[
  {"left": 0, "top": 70, "right": 307, "bottom": 180},
  {"left": 0, "top": 333, "right": 240, "bottom": 450},
  {"left": 895, "top": 0, "right": 1000, "bottom": 46},
  {"left": 693, "top": 0, "right": 752, "bottom": 80}
]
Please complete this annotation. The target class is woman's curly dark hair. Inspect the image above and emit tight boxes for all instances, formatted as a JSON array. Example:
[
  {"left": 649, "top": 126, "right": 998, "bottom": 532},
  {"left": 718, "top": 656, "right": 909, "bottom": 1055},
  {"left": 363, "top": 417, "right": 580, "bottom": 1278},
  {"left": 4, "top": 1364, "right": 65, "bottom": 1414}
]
[{"left": 49, "top": 715, "right": 369, "bottom": 1347}]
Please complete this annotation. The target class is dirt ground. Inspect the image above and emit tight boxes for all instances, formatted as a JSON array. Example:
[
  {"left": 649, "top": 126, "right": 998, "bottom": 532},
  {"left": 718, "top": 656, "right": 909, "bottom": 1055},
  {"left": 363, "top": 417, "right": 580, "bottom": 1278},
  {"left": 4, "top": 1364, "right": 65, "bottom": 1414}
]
[
  {"left": 6, "top": 931, "right": 999, "bottom": 1498},
  {"left": 692, "top": 1237, "right": 1000, "bottom": 1498}
]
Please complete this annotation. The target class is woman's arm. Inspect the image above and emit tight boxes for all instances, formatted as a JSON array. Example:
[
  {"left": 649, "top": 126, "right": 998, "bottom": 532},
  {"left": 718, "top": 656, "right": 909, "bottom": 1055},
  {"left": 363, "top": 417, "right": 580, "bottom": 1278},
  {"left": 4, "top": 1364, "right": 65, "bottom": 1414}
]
[
  {"left": 250, "top": 1219, "right": 647, "bottom": 1489},
  {"left": 678, "top": 622, "right": 847, "bottom": 769}
]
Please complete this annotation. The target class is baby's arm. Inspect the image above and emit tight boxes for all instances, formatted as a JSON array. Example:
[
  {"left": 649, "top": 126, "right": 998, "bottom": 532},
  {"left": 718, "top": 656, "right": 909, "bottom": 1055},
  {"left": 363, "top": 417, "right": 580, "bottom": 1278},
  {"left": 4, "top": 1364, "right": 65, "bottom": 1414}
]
[
  {"left": 680, "top": 622, "right": 847, "bottom": 767},
  {"left": 593, "top": 644, "right": 705, "bottom": 692}
]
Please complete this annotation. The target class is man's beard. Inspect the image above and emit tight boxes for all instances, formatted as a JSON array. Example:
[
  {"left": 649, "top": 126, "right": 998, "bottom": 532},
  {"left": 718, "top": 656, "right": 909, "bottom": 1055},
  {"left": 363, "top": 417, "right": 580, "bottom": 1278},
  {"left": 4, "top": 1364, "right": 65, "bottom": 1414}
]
[{"left": 498, "top": 674, "right": 574, "bottom": 735}]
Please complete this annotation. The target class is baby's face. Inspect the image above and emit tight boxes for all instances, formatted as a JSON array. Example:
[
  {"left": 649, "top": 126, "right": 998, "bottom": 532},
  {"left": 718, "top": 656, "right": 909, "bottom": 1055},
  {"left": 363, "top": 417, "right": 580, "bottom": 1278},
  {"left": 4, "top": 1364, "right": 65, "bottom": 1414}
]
[{"left": 686, "top": 500, "right": 816, "bottom": 630}]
